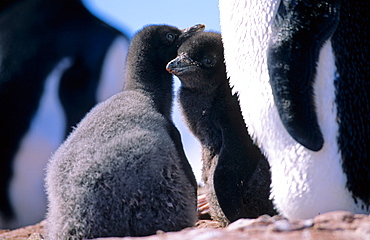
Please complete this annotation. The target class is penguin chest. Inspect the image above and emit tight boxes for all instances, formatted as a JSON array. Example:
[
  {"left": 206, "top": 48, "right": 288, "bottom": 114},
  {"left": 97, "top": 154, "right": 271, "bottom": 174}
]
[
  {"left": 252, "top": 41, "right": 367, "bottom": 219},
  {"left": 220, "top": 0, "right": 369, "bottom": 219}
]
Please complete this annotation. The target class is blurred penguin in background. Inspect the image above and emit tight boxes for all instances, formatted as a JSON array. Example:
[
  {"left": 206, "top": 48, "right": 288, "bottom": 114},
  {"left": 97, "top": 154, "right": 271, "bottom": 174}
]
[{"left": 0, "top": 0, "right": 129, "bottom": 229}]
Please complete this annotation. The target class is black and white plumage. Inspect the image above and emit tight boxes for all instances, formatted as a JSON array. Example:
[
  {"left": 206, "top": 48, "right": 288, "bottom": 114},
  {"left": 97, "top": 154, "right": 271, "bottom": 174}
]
[
  {"left": 0, "top": 0, "right": 129, "bottom": 229},
  {"left": 167, "top": 32, "right": 276, "bottom": 226},
  {"left": 219, "top": 0, "right": 370, "bottom": 219},
  {"left": 45, "top": 24, "right": 204, "bottom": 239}
]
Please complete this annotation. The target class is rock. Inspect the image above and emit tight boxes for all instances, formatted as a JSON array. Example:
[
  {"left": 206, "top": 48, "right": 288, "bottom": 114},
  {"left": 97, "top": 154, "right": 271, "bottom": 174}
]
[
  {"left": 0, "top": 220, "right": 45, "bottom": 239},
  {"left": 314, "top": 211, "right": 370, "bottom": 234},
  {"left": 27, "top": 233, "right": 45, "bottom": 240},
  {"left": 0, "top": 212, "right": 369, "bottom": 240}
]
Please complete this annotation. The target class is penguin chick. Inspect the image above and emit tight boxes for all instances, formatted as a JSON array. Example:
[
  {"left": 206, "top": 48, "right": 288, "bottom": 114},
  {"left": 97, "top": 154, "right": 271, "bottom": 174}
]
[
  {"left": 45, "top": 24, "right": 204, "bottom": 239},
  {"left": 167, "top": 32, "right": 276, "bottom": 226}
]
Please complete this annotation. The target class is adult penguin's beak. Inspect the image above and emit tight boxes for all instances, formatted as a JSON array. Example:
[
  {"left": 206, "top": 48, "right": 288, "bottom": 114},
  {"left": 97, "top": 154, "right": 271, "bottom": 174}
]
[{"left": 178, "top": 24, "right": 205, "bottom": 45}]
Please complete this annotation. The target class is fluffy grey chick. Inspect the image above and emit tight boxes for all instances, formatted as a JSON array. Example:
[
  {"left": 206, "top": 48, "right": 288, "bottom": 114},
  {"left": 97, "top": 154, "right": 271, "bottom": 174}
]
[
  {"left": 45, "top": 24, "right": 204, "bottom": 239},
  {"left": 167, "top": 32, "right": 276, "bottom": 226}
]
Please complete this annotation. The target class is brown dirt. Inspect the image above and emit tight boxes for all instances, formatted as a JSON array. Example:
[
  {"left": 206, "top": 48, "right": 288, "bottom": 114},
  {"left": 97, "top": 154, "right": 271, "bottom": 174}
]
[{"left": 1, "top": 211, "right": 369, "bottom": 240}]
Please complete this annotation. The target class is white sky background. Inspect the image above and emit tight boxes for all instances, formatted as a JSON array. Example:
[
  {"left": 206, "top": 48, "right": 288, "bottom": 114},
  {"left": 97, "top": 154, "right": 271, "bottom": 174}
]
[{"left": 83, "top": 0, "right": 222, "bottom": 183}]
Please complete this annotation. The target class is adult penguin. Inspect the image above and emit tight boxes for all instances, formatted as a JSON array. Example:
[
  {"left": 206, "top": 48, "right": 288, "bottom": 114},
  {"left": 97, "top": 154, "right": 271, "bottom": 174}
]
[
  {"left": 167, "top": 32, "right": 276, "bottom": 226},
  {"left": 219, "top": 0, "right": 370, "bottom": 219},
  {"left": 45, "top": 24, "right": 204, "bottom": 239},
  {"left": 0, "top": 0, "right": 129, "bottom": 229}
]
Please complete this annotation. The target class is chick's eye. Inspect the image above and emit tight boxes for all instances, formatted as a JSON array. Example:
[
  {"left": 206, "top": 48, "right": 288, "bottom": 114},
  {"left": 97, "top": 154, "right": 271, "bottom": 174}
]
[
  {"left": 166, "top": 33, "right": 176, "bottom": 42},
  {"left": 202, "top": 58, "right": 213, "bottom": 67}
]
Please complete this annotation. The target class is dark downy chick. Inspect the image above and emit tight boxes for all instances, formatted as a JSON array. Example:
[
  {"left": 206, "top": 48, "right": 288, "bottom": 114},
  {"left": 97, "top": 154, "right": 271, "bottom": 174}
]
[
  {"left": 167, "top": 32, "right": 276, "bottom": 226},
  {"left": 45, "top": 24, "right": 204, "bottom": 239}
]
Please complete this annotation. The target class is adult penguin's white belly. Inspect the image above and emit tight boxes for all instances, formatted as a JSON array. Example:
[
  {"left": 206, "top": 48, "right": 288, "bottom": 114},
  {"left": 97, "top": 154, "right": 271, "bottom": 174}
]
[{"left": 219, "top": 0, "right": 370, "bottom": 219}]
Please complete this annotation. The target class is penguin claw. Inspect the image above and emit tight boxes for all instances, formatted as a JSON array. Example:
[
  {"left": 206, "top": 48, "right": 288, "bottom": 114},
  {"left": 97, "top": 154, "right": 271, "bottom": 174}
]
[{"left": 197, "top": 194, "right": 210, "bottom": 216}]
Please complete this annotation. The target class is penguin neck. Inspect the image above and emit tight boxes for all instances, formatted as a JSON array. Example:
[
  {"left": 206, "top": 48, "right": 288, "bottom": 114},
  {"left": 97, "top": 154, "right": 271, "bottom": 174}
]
[
  {"left": 124, "top": 59, "right": 174, "bottom": 119},
  {"left": 179, "top": 79, "right": 233, "bottom": 154}
]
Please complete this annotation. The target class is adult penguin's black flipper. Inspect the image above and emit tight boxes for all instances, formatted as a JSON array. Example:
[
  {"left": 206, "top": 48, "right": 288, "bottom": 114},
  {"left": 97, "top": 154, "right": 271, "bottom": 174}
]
[{"left": 267, "top": 0, "right": 340, "bottom": 151}]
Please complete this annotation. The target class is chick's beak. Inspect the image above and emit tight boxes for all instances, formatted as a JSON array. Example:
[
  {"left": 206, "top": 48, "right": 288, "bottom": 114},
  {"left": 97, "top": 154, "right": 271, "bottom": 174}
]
[
  {"left": 178, "top": 24, "right": 205, "bottom": 43},
  {"left": 166, "top": 53, "right": 199, "bottom": 75}
]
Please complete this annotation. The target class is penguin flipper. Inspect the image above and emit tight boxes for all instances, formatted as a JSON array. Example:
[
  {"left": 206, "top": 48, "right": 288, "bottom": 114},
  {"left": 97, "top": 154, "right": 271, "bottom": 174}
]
[
  {"left": 213, "top": 135, "right": 262, "bottom": 222},
  {"left": 213, "top": 153, "right": 249, "bottom": 223},
  {"left": 267, "top": 0, "right": 340, "bottom": 151}
]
